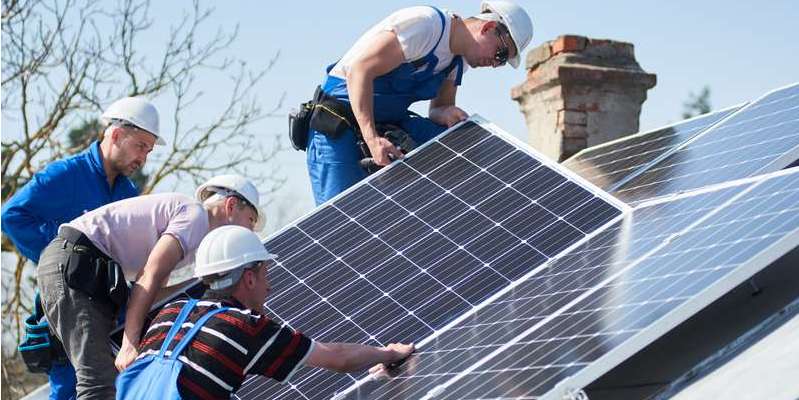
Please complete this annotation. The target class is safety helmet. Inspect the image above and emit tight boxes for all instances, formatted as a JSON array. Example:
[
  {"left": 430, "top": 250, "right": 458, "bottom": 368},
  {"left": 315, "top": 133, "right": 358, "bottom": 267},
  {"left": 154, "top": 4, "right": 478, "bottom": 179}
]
[
  {"left": 194, "top": 225, "right": 277, "bottom": 290},
  {"left": 480, "top": 0, "right": 534, "bottom": 68},
  {"left": 101, "top": 96, "right": 164, "bottom": 145},
  {"left": 195, "top": 174, "right": 267, "bottom": 232}
]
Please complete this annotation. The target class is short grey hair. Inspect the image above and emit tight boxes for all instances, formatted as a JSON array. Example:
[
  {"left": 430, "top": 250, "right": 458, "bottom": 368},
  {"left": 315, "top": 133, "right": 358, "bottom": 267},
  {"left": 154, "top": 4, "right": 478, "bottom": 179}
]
[{"left": 201, "top": 261, "right": 261, "bottom": 293}]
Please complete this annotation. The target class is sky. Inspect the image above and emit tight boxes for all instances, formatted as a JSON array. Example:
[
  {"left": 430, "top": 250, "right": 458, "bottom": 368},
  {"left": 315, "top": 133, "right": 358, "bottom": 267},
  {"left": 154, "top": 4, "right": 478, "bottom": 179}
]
[{"left": 4, "top": 0, "right": 799, "bottom": 234}]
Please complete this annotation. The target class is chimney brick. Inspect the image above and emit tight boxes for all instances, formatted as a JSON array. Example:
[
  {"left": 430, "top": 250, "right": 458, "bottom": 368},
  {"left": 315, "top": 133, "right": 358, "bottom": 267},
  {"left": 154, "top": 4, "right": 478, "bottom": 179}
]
[
  {"left": 512, "top": 35, "right": 656, "bottom": 161},
  {"left": 551, "top": 35, "right": 587, "bottom": 55}
]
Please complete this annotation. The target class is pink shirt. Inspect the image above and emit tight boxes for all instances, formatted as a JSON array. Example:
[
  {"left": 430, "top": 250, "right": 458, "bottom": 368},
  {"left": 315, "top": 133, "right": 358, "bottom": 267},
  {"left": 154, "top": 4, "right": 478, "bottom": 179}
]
[{"left": 62, "top": 193, "right": 209, "bottom": 281}]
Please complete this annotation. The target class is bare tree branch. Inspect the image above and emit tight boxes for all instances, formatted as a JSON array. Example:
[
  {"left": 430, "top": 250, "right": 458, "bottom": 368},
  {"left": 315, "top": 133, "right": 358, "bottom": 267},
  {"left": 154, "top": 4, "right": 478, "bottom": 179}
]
[{"left": 1, "top": 2, "right": 286, "bottom": 389}]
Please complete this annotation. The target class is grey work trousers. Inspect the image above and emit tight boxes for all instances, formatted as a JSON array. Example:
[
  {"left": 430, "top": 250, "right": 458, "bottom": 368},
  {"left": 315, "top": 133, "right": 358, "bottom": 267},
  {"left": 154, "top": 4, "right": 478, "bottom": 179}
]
[{"left": 37, "top": 237, "right": 118, "bottom": 400}]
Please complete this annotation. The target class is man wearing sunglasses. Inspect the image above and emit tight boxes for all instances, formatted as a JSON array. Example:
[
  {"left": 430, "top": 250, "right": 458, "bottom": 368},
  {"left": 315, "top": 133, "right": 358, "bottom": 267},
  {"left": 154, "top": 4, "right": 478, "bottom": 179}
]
[{"left": 304, "top": 1, "right": 533, "bottom": 205}]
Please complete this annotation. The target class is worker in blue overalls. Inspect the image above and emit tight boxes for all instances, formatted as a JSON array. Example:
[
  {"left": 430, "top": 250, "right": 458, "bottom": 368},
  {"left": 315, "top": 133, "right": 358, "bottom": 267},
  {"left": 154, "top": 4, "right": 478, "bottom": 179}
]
[
  {"left": 1, "top": 96, "right": 162, "bottom": 400},
  {"left": 304, "top": 1, "right": 533, "bottom": 205}
]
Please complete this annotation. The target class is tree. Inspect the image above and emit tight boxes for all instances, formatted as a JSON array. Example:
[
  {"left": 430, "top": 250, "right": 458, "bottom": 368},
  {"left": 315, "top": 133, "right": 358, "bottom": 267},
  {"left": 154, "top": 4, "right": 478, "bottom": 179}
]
[
  {"left": 1, "top": 0, "right": 286, "bottom": 393},
  {"left": 682, "top": 86, "right": 712, "bottom": 119}
]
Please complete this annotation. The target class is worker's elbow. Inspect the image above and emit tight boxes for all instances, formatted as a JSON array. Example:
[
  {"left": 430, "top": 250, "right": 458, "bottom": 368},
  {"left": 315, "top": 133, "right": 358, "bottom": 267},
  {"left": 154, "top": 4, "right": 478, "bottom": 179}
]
[
  {"left": 347, "top": 63, "right": 376, "bottom": 84},
  {"left": 135, "top": 268, "right": 168, "bottom": 292}
]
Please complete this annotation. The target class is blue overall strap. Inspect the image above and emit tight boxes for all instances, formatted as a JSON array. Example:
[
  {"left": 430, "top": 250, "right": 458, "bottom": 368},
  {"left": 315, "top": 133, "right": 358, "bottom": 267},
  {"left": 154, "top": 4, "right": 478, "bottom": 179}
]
[
  {"left": 157, "top": 299, "right": 199, "bottom": 359},
  {"left": 410, "top": 6, "right": 448, "bottom": 69},
  {"left": 444, "top": 56, "right": 464, "bottom": 85},
  {"left": 412, "top": 7, "right": 463, "bottom": 85},
  {"left": 167, "top": 306, "right": 230, "bottom": 360}
]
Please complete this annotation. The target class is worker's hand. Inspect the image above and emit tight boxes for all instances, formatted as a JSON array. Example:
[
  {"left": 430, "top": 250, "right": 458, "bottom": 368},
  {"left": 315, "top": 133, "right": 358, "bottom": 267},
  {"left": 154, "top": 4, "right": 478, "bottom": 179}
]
[
  {"left": 115, "top": 341, "right": 139, "bottom": 371},
  {"left": 430, "top": 105, "right": 468, "bottom": 127},
  {"left": 365, "top": 135, "right": 404, "bottom": 166},
  {"left": 386, "top": 342, "right": 415, "bottom": 360},
  {"left": 369, "top": 343, "right": 416, "bottom": 379}
]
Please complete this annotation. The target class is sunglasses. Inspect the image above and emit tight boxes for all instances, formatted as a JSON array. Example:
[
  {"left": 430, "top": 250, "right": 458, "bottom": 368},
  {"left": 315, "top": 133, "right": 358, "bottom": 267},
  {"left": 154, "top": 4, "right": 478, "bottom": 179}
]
[{"left": 494, "top": 24, "right": 512, "bottom": 66}]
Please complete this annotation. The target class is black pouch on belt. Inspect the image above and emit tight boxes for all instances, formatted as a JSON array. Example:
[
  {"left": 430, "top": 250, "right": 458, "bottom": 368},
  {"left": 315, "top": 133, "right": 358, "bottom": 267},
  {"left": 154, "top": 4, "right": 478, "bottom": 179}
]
[
  {"left": 106, "top": 260, "right": 129, "bottom": 309},
  {"left": 289, "top": 86, "right": 327, "bottom": 151},
  {"left": 59, "top": 227, "right": 129, "bottom": 311},
  {"left": 64, "top": 249, "right": 129, "bottom": 311},
  {"left": 288, "top": 102, "right": 314, "bottom": 151},
  {"left": 63, "top": 245, "right": 108, "bottom": 300},
  {"left": 309, "top": 92, "right": 357, "bottom": 139}
]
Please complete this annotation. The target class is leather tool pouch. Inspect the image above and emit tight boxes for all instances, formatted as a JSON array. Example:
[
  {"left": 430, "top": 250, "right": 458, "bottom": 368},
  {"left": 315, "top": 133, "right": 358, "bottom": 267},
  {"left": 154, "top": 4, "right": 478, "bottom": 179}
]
[
  {"left": 309, "top": 87, "right": 358, "bottom": 139},
  {"left": 288, "top": 101, "right": 314, "bottom": 151},
  {"left": 64, "top": 246, "right": 129, "bottom": 310},
  {"left": 309, "top": 101, "right": 353, "bottom": 139}
]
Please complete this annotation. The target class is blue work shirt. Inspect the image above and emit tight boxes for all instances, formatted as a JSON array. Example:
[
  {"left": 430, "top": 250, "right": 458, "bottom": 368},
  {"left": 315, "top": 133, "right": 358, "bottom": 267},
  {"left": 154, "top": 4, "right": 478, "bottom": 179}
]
[{"left": 1, "top": 140, "right": 140, "bottom": 262}]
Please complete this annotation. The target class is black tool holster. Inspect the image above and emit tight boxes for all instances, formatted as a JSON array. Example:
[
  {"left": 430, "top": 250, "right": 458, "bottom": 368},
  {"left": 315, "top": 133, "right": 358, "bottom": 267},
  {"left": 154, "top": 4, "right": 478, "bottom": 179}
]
[
  {"left": 289, "top": 86, "right": 358, "bottom": 151},
  {"left": 288, "top": 87, "right": 325, "bottom": 151},
  {"left": 59, "top": 227, "right": 129, "bottom": 311}
]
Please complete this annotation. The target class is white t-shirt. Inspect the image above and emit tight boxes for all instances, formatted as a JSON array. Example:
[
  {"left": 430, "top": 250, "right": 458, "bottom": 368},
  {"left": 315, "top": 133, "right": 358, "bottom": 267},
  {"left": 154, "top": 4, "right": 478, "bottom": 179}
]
[
  {"left": 328, "top": 6, "right": 468, "bottom": 82},
  {"left": 63, "top": 193, "right": 210, "bottom": 281}
]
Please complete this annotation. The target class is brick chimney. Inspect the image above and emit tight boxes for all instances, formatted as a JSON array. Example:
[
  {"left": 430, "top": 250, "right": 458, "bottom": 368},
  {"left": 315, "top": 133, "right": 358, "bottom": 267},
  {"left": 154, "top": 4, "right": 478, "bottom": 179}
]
[{"left": 512, "top": 35, "right": 657, "bottom": 161}]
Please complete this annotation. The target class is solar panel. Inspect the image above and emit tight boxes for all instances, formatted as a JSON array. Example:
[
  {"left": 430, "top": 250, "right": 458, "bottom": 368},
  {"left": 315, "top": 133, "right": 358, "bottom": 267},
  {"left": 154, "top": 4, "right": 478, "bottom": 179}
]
[
  {"left": 232, "top": 116, "right": 625, "bottom": 399},
  {"left": 338, "top": 167, "right": 799, "bottom": 400},
  {"left": 615, "top": 83, "right": 799, "bottom": 204},
  {"left": 562, "top": 105, "right": 742, "bottom": 192}
]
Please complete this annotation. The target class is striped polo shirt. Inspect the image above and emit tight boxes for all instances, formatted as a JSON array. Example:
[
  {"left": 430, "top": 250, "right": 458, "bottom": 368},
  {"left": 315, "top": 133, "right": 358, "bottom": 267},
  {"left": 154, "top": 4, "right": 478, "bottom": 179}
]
[{"left": 137, "top": 295, "right": 314, "bottom": 399}]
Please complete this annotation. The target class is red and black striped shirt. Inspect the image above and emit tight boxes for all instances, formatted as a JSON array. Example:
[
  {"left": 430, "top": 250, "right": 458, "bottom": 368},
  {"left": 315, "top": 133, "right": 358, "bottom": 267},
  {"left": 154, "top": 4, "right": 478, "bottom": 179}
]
[{"left": 137, "top": 295, "right": 313, "bottom": 400}]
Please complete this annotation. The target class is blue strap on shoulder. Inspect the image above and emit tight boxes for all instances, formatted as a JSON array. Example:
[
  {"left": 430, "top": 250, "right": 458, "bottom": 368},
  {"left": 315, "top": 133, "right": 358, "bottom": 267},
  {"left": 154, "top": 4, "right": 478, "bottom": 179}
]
[
  {"left": 411, "top": 6, "right": 447, "bottom": 69},
  {"left": 157, "top": 299, "right": 198, "bottom": 358},
  {"left": 428, "top": 6, "right": 447, "bottom": 56},
  {"left": 419, "top": 6, "right": 463, "bottom": 85},
  {"left": 168, "top": 306, "right": 230, "bottom": 360}
]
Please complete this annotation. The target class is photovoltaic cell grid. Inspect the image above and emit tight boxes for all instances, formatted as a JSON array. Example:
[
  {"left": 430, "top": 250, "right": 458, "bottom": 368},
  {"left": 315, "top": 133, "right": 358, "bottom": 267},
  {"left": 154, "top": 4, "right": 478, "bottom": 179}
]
[
  {"left": 342, "top": 168, "right": 799, "bottom": 400},
  {"left": 562, "top": 105, "right": 742, "bottom": 192},
  {"left": 438, "top": 169, "right": 799, "bottom": 400},
  {"left": 234, "top": 119, "right": 624, "bottom": 399},
  {"left": 340, "top": 177, "right": 749, "bottom": 399},
  {"left": 616, "top": 83, "right": 799, "bottom": 204}
]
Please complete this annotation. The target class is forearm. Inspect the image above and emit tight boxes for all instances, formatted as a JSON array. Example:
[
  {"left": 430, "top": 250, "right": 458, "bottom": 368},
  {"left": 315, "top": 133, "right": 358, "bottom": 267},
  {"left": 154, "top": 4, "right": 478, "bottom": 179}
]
[
  {"left": 324, "top": 342, "right": 397, "bottom": 373},
  {"left": 346, "top": 67, "right": 379, "bottom": 140},
  {"left": 121, "top": 274, "right": 163, "bottom": 349},
  {"left": 428, "top": 80, "right": 463, "bottom": 127},
  {"left": 428, "top": 106, "right": 450, "bottom": 126},
  {"left": 115, "top": 234, "right": 183, "bottom": 369}
]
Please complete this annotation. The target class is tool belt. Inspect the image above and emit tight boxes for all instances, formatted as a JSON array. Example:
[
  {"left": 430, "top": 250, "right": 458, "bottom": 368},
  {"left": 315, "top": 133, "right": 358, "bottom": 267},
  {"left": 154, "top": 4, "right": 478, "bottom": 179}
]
[
  {"left": 18, "top": 292, "right": 68, "bottom": 373},
  {"left": 288, "top": 86, "right": 359, "bottom": 151},
  {"left": 59, "top": 226, "right": 130, "bottom": 311},
  {"left": 289, "top": 86, "right": 416, "bottom": 174}
]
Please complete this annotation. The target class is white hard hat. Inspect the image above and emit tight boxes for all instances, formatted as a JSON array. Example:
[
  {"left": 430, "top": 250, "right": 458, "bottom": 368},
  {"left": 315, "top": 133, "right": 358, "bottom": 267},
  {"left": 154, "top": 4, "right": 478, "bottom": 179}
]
[
  {"left": 194, "top": 225, "right": 277, "bottom": 289},
  {"left": 480, "top": 1, "right": 534, "bottom": 68},
  {"left": 101, "top": 96, "right": 164, "bottom": 145},
  {"left": 195, "top": 174, "right": 267, "bottom": 232}
]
